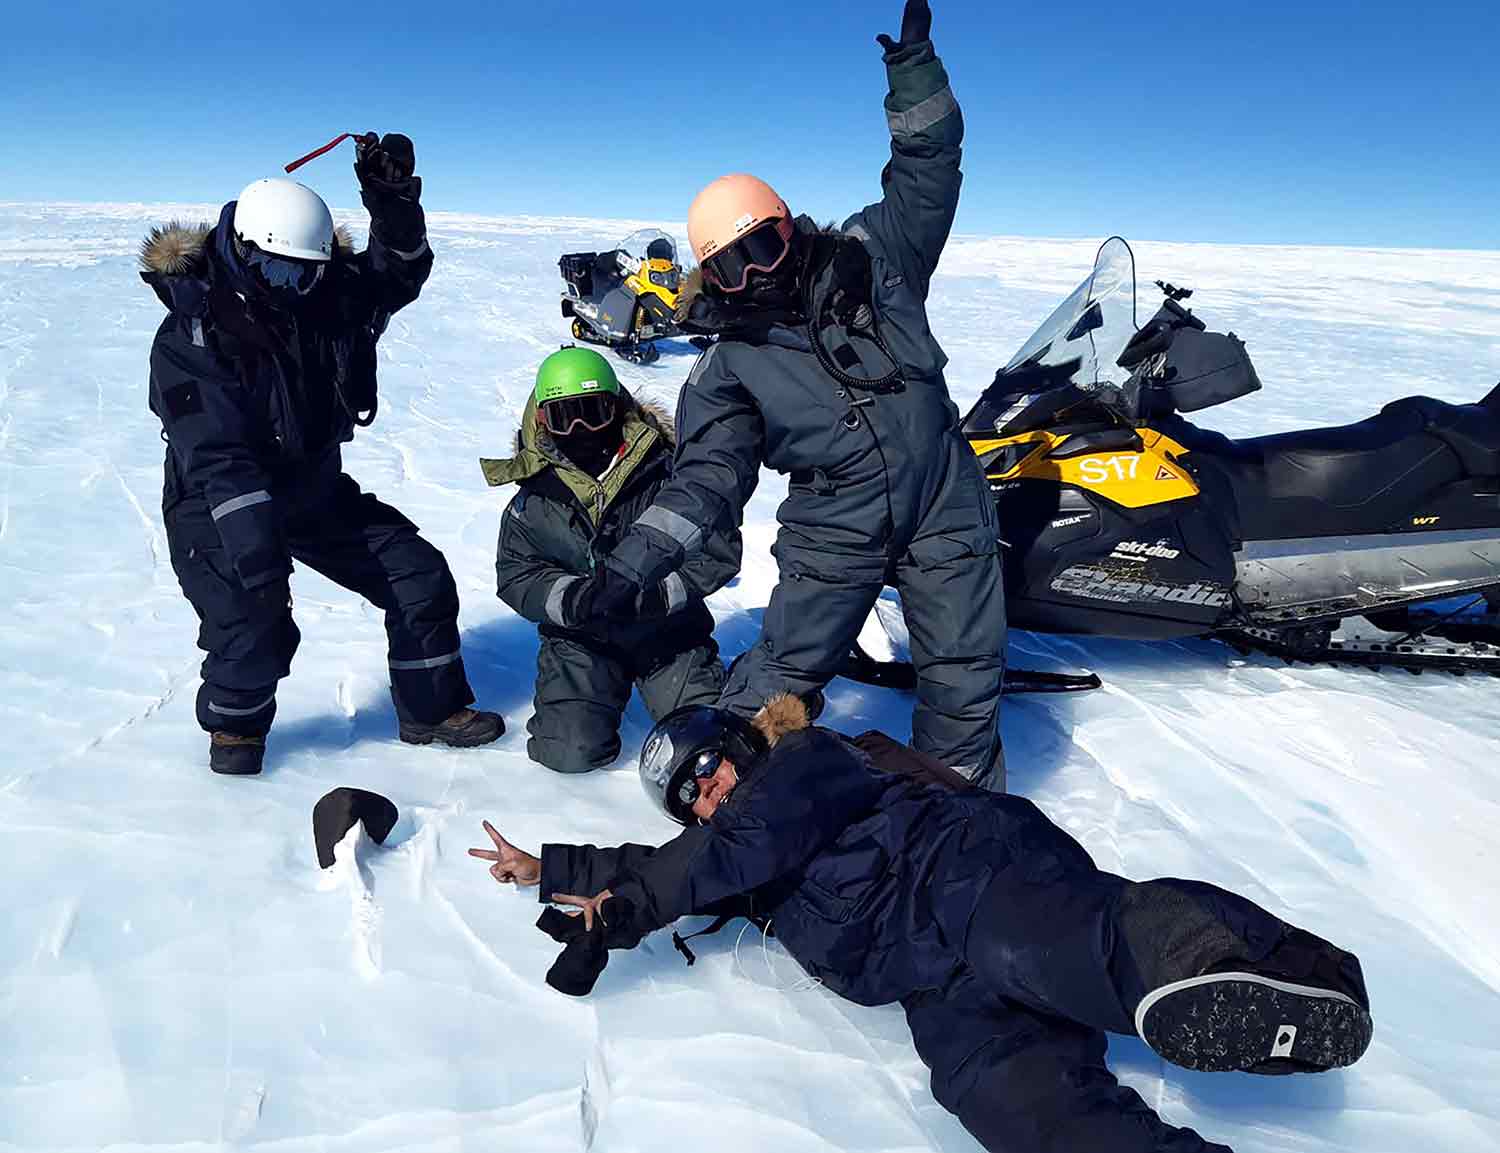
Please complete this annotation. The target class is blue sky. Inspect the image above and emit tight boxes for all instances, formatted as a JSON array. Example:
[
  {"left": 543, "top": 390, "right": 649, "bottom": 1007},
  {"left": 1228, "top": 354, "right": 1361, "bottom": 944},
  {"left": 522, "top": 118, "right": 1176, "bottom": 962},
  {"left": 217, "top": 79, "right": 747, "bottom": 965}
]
[{"left": 3, "top": 1, "right": 1497, "bottom": 249}]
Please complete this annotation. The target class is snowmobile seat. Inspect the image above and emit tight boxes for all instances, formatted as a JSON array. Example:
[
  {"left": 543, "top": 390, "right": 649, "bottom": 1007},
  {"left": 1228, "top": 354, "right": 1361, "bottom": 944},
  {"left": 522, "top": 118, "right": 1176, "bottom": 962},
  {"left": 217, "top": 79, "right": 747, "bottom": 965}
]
[
  {"left": 1165, "top": 404, "right": 1467, "bottom": 541},
  {"left": 1384, "top": 395, "right": 1500, "bottom": 478},
  {"left": 594, "top": 250, "right": 623, "bottom": 282}
]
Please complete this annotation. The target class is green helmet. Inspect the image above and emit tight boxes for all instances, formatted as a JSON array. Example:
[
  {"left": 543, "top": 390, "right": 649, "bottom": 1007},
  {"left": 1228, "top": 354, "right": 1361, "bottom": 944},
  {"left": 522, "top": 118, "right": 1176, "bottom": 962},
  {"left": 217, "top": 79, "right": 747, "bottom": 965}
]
[{"left": 534, "top": 347, "right": 621, "bottom": 405}]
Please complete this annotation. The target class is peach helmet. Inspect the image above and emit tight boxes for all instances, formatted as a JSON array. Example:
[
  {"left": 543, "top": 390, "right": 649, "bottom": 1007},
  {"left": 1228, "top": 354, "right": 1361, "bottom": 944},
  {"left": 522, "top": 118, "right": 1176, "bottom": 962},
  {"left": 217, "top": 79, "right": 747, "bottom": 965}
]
[{"left": 687, "top": 174, "right": 797, "bottom": 293}]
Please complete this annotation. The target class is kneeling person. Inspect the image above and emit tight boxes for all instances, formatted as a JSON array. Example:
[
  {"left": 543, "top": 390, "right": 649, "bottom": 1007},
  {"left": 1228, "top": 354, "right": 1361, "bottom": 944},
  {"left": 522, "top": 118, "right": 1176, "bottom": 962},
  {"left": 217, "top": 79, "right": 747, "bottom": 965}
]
[{"left": 483, "top": 348, "right": 740, "bottom": 773}]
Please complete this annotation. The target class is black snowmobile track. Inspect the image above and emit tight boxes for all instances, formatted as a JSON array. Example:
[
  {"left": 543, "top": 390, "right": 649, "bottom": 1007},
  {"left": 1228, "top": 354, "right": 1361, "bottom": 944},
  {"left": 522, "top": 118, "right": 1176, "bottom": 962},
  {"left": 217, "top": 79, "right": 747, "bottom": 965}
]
[{"left": 1225, "top": 625, "right": 1500, "bottom": 676}]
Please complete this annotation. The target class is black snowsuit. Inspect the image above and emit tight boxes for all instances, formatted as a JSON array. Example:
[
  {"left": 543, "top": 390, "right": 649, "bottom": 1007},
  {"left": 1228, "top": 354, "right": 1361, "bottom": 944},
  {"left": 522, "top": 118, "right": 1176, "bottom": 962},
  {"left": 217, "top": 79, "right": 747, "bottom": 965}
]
[
  {"left": 141, "top": 202, "right": 474, "bottom": 736},
  {"left": 605, "top": 38, "right": 1006, "bottom": 779},
  {"left": 537, "top": 698, "right": 1372, "bottom": 1153},
  {"left": 483, "top": 394, "right": 741, "bottom": 772}
]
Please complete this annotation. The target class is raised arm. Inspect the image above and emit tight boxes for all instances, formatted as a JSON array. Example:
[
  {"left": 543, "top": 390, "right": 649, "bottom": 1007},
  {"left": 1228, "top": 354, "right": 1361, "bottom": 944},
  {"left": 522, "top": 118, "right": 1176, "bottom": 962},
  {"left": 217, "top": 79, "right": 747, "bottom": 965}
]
[
  {"left": 845, "top": 1, "right": 964, "bottom": 299},
  {"left": 349, "top": 132, "right": 434, "bottom": 315}
]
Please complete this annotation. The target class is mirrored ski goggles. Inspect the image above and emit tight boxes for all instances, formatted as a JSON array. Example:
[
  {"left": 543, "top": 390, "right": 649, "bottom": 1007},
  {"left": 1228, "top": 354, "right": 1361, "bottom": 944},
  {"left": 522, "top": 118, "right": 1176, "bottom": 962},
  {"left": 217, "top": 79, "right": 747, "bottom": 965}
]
[
  {"left": 702, "top": 217, "right": 795, "bottom": 293},
  {"left": 539, "top": 392, "right": 617, "bottom": 436},
  {"left": 675, "top": 748, "right": 725, "bottom": 810},
  {"left": 240, "top": 241, "right": 327, "bottom": 297}
]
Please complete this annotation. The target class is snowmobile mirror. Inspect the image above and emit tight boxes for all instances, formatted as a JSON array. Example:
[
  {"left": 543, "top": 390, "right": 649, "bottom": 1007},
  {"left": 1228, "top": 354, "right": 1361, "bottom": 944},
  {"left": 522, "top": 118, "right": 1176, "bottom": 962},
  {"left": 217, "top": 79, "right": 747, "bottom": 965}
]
[{"left": 1065, "top": 302, "right": 1105, "bottom": 342}]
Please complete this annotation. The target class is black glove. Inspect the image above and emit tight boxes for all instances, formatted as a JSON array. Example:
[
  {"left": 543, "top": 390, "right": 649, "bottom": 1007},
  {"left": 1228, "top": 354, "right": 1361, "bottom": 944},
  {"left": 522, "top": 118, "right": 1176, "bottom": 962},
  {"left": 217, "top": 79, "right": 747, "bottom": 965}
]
[
  {"left": 354, "top": 132, "right": 425, "bottom": 249},
  {"left": 564, "top": 564, "right": 642, "bottom": 624},
  {"left": 877, "top": 0, "right": 932, "bottom": 52},
  {"left": 536, "top": 897, "right": 641, "bottom": 997},
  {"left": 354, "top": 132, "right": 420, "bottom": 198}
]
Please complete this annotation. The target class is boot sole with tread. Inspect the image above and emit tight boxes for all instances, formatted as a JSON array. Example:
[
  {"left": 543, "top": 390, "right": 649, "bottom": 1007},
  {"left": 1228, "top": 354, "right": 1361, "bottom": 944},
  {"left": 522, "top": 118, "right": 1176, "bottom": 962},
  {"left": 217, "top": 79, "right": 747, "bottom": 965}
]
[{"left": 1136, "top": 972, "right": 1373, "bottom": 1074}]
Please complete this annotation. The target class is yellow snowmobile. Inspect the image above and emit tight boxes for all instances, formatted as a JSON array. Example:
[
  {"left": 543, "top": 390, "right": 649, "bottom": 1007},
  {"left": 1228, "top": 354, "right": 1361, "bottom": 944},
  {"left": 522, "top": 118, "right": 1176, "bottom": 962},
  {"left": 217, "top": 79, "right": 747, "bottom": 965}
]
[
  {"left": 559, "top": 229, "right": 686, "bottom": 365},
  {"left": 853, "top": 237, "right": 1500, "bottom": 685}
]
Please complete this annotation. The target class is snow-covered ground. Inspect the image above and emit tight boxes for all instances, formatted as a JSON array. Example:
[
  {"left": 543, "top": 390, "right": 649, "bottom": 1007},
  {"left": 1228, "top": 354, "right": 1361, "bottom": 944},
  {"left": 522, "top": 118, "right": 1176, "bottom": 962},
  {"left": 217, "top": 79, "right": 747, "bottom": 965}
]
[{"left": 2, "top": 200, "right": 1499, "bottom": 1153}]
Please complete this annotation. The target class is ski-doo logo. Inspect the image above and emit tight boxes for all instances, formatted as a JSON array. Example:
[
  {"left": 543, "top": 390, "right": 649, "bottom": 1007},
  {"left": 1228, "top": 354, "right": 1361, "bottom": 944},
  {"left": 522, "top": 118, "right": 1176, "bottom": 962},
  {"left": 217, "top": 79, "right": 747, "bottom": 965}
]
[
  {"left": 1110, "top": 539, "right": 1181, "bottom": 561},
  {"left": 1052, "top": 565, "right": 1230, "bottom": 608},
  {"left": 1050, "top": 514, "right": 1092, "bottom": 529}
]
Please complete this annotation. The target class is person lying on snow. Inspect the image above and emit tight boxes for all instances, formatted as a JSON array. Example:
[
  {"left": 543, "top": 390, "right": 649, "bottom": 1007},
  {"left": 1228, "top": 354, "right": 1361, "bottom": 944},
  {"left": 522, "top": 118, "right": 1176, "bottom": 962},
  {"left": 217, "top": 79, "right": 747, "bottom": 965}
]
[
  {"left": 140, "top": 135, "right": 502, "bottom": 775},
  {"left": 469, "top": 696, "right": 1373, "bottom": 1153},
  {"left": 481, "top": 347, "right": 741, "bottom": 773}
]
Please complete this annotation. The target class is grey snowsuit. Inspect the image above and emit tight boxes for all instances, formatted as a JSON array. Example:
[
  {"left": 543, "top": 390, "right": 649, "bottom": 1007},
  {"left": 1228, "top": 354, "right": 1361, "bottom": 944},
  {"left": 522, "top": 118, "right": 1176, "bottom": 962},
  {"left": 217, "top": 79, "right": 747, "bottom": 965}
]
[
  {"left": 483, "top": 395, "right": 741, "bottom": 772},
  {"left": 606, "top": 38, "right": 1006, "bottom": 778}
]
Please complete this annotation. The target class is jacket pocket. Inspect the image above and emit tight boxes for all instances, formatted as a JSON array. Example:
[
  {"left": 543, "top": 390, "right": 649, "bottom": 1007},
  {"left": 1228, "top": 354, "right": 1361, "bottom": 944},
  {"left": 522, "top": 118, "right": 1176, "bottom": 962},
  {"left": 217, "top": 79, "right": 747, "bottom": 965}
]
[{"left": 794, "top": 875, "right": 854, "bottom": 925}]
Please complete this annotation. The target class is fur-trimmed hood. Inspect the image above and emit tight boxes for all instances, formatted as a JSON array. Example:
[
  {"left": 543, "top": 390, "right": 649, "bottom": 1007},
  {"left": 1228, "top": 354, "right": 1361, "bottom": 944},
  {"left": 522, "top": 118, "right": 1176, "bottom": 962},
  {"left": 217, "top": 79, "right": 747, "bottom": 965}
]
[
  {"left": 751, "top": 692, "right": 812, "bottom": 748},
  {"left": 479, "top": 387, "right": 675, "bottom": 525},
  {"left": 138, "top": 213, "right": 356, "bottom": 279},
  {"left": 480, "top": 387, "right": 671, "bottom": 484}
]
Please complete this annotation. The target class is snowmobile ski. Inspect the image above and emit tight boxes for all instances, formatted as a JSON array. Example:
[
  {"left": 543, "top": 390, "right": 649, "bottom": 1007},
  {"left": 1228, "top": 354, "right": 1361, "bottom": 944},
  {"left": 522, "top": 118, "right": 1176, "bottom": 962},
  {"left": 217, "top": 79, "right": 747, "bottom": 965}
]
[{"left": 841, "top": 645, "right": 1101, "bottom": 695}]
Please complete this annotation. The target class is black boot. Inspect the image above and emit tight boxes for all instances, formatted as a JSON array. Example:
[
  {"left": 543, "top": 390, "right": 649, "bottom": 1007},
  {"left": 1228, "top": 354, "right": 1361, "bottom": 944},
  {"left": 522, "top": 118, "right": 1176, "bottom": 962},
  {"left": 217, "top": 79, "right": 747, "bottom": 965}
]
[
  {"left": 1136, "top": 927, "right": 1374, "bottom": 1075},
  {"left": 210, "top": 732, "right": 266, "bottom": 776},
  {"left": 399, "top": 707, "right": 505, "bottom": 748}
]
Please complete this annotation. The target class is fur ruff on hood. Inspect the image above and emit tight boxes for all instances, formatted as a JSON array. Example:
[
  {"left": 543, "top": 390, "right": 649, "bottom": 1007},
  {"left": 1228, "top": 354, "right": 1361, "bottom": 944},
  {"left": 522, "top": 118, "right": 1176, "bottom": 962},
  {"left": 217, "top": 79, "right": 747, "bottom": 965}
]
[
  {"left": 751, "top": 692, "right": 812, "bottom": 748},
  {"left": 139, "top": 218, "right": 356, "bottom": 277}
]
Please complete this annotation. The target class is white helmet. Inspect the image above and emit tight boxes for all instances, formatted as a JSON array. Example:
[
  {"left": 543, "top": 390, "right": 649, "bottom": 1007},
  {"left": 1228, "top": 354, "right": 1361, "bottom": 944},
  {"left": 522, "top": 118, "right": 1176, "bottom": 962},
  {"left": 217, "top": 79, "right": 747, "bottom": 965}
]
[{"left": 233, "top": 178, "right": 334, "bottom": 261}]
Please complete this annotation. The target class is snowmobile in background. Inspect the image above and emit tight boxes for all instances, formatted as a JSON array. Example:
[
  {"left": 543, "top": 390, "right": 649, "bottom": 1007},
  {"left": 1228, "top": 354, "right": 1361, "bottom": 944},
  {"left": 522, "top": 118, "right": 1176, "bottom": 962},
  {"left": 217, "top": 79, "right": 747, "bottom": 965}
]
[
  {"left": 857, "top": 237, "right": 1500, "bottom": 684},
  {"left": 559, "top": 229, "right": 687, "bottom": 365}
]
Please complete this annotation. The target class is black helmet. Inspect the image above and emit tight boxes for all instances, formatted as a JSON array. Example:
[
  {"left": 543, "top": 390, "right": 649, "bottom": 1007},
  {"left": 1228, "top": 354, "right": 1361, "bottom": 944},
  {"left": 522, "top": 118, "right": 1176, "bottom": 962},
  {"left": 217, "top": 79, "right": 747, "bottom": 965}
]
[
  {"left": 639, "top": 706, "right": 765, "bottom": 824},
  {"left": 646, "top": 237, "right": 675, "bottom": 262}
]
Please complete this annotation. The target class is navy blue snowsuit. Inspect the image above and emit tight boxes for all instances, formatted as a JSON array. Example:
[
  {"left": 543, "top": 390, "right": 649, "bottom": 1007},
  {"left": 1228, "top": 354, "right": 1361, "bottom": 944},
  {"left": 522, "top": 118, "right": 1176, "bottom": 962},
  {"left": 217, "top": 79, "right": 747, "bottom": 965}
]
[
  {"left": 538, "top": 705, "right": 1370, "bottom": 1153},
  {"left": 141, "top": 203, "right": 473, "bottom": 735}
]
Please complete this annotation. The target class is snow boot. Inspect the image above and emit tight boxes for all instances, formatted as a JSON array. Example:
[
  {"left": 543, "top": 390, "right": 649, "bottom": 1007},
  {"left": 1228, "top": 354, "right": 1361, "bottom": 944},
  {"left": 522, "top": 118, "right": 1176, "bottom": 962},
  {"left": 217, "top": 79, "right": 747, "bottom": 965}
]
[
  {"left": 210, "top": 732, "right": 266, "bottom": 776},
  {"left": 1136, "top": 957, "right": 1373, "bottom": 1075},
  {"left": 399, "top": 707, "right": 505, "bottom": 748}
]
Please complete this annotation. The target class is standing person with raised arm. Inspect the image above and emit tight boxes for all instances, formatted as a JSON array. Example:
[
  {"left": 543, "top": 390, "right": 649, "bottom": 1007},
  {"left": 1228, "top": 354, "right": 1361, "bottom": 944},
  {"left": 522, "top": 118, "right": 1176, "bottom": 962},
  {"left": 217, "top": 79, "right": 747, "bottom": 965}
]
[
  {"left": 141, "top": 135, "right": 504, "bottom": 775},
  {"left": 565, "top": 1, "right": 1009, "bottom": 787}
]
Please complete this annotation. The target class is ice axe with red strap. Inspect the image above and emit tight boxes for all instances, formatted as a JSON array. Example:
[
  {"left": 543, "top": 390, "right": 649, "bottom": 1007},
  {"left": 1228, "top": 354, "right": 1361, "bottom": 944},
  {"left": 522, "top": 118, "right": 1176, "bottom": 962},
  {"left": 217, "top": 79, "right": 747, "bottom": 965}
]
[{"left": 284, "top": 131, "right": 420, "bottom": 198}]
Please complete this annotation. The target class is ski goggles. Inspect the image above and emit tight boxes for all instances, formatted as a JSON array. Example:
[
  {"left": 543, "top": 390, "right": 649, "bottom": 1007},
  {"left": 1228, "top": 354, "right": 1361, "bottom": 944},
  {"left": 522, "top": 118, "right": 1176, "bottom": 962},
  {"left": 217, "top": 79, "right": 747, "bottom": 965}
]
[
  {"left": 539, "top": 392, "right": 617, "bottom": 436},
  {"left": 702, "top": 217, "right": 795, "bottom": 293},
  {"left": 675, "top": 748, "right": 726, "bottom": 810},
  {"left": 240, "top": 241, "right": 327, "bottom": 297}
]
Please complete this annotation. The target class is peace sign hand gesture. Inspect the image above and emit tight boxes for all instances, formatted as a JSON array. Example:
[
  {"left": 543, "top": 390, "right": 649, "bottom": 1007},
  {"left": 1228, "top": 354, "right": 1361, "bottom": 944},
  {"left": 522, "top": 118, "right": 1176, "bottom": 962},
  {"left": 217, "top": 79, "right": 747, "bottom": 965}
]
[{"left": 468, "top": 820, "right": 542, "bottom": 887}]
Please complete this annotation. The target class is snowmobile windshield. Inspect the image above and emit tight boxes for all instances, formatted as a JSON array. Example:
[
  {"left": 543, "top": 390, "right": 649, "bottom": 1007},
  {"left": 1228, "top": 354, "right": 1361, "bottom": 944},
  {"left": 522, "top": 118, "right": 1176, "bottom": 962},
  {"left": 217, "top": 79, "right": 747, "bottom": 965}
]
[
  {"left": 618, "top": 229, "right": 681, "bottom": 268},
  {"left": 1004, "top": 236, "right": 1138, "bottom": 390}
]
